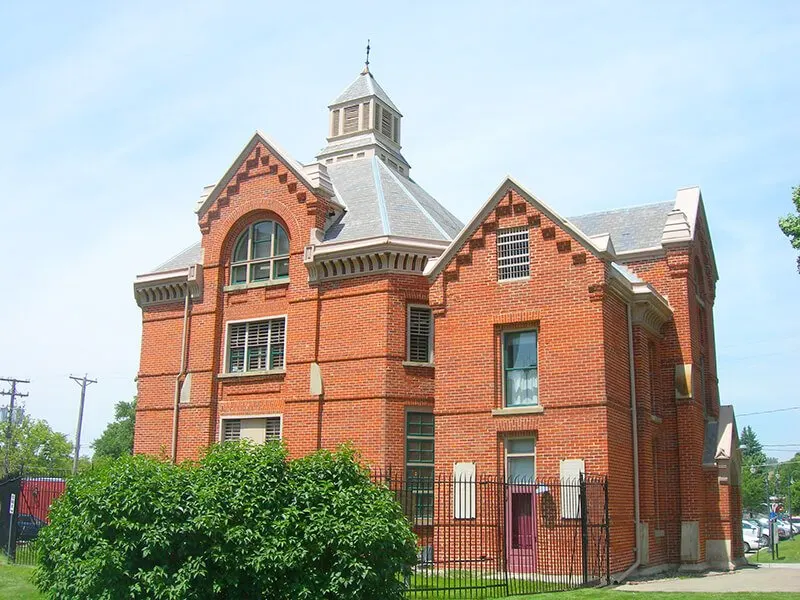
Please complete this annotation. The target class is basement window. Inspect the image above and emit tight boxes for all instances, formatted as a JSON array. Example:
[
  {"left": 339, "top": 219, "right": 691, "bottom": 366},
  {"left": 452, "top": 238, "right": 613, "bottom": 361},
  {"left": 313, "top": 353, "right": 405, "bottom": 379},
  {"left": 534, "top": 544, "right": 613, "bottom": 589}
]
[
  {"left": 497, "top": 227, "right": 530, "bottom": 280},
  {"left": 226, "top": 317, "right": 286, "bottom": 373},
  {"left": 222, "top": 416, "right": 281, "bottom": 443}
]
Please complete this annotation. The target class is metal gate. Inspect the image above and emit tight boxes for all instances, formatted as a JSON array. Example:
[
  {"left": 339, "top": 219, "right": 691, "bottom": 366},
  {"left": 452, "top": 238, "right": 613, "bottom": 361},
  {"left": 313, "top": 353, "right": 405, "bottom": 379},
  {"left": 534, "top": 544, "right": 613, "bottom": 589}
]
[
  {"left": 0, "top": 471, "right": 68, "bottom": 565},
  {"left": 0, "top": 472, "right": 22, "bottom": 562},
  {"left": 374, "top": 470, "right": 609, "bottom": 598}
]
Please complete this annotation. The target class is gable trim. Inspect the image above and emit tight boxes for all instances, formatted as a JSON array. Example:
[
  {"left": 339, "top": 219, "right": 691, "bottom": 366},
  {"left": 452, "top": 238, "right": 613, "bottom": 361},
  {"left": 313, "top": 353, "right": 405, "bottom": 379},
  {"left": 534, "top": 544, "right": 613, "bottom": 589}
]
[
  {"left": 425, "top": 176, "right": 615, "bottom": 280},
  {"left": 196, "top": 131, "right": 333, "bottom": 219}
]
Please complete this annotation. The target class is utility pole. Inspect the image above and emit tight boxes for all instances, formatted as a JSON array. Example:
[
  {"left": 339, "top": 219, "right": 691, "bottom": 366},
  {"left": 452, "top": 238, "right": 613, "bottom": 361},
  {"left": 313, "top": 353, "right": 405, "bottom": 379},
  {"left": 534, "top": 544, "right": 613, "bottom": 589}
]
[
  {"left": 69, "top": 374, "right": 97, "bottom": 475},
  {"left": 0, "top": 377, "right": 29, "bottom": 475}
]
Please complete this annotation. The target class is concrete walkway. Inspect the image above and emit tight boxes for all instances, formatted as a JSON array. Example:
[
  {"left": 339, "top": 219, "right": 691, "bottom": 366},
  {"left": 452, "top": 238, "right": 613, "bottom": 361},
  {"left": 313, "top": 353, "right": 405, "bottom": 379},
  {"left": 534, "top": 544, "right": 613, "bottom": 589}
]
[{"left": 618, "top": 564, "right": 800, "bottom": 593}]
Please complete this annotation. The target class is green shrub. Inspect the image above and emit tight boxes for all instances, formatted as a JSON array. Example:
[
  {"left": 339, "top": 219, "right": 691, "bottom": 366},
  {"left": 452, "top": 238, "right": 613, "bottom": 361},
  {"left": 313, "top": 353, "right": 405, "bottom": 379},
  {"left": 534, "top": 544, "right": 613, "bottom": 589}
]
[{"left": 34, "top": 443, "right": 416, "bottom": 600}]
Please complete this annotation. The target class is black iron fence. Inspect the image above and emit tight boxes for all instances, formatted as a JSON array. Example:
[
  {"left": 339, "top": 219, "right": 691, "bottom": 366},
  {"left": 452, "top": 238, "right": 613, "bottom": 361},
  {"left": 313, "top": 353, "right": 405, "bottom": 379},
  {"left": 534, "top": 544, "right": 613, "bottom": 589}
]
[
  {"left": 373, "top": 469, "right": 609, "bottom": 598},
  {"left": 0, "top": 470, "right": 69, "bottom": 565}
]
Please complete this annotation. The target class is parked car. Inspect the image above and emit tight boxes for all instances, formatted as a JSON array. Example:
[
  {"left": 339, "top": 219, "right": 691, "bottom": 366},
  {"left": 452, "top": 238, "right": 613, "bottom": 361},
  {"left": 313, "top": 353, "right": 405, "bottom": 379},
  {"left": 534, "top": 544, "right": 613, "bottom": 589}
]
[
  {"left": 16, "top": 513, "right": 46, "bottom": 542},
  {"left": 757, "top": 517, "right": 790, "bottom": 541},
  {"left": 742, "top": 523, "right": 762, "bottom": 553},
  {"left": 790, "top": 516, "right": 800, "bottom": 535}
]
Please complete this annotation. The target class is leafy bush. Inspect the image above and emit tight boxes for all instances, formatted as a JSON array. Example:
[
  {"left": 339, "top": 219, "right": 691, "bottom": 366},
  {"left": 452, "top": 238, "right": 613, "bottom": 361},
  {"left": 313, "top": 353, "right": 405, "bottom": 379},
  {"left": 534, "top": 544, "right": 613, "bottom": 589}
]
[{"left": 34, "top": 443, "right": 417, "bottom": 600}]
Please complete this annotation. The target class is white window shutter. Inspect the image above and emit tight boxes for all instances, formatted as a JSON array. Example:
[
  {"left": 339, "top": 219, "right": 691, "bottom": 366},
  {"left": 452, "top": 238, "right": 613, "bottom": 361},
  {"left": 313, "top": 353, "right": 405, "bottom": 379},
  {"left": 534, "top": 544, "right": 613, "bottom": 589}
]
[
  {"left": 559, "top": 459, "right": 585, "bottom": 519},
  {"left": 453, "top": 462, "right": 476, "bottom": 519}
]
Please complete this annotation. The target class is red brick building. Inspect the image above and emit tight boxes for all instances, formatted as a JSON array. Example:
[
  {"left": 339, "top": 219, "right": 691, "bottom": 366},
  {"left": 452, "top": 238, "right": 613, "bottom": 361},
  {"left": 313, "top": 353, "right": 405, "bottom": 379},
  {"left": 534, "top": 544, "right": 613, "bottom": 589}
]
[{"left": 133, "top": 66, "right": 742, "bottom": 576}]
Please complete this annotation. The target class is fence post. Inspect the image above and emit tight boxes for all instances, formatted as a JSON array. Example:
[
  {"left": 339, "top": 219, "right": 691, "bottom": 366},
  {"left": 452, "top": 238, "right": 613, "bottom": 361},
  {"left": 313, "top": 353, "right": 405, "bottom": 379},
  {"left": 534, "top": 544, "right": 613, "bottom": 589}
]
[
  {"left": 580, "top": 473, "right": 589, "bottom": 585},
  {"left": 604, "top": 477, "right": 610, "bottom": 585}
]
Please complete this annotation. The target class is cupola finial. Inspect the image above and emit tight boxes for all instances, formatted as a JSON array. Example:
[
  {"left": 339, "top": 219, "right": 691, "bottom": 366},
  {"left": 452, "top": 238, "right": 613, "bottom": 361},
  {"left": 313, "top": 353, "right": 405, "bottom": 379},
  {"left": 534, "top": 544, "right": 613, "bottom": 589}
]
[{"left": 362, "top": 39, "right": 370, "bottom": 74}]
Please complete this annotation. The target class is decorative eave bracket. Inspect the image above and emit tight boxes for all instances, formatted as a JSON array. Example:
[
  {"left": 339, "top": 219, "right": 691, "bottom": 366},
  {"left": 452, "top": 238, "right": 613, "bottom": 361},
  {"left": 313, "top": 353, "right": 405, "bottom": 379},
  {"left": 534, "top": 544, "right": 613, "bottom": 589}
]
[
  {"left": 303, "top": 230, "right": 449, "bottom": 284},
  {"left": 607, "top": 265, "right": 673, "bottom": 337},
  {"left": 133, "top": 264, "right": 203, "bottom": 308}
]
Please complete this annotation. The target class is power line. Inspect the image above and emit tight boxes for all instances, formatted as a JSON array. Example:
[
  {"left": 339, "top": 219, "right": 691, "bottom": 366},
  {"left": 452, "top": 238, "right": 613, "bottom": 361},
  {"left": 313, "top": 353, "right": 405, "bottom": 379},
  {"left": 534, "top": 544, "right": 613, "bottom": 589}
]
[
  {"left": 0, "top": 377, "right": 29, "bottom": 475},
  {"left": 69, "top": 374, "right": 97, "bottom": 475},
  {"left": 737, "top": 406, "right": 800, "bottom": 417}
]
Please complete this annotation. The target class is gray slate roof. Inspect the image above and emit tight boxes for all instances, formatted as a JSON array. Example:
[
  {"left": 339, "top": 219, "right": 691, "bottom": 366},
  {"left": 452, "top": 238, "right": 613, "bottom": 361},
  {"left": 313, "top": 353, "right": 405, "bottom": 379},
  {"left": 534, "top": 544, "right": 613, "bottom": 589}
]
[
  {"left": 323, "top": 157, "right": 463, "bottom": 243},
  {"left": 569, "top": 201, "right": 674, "bottom": 253},
  {"left": 152, "top": 242, "right": 202, "bottom": 272},
  {"left": 331, "top": 71, "right": 400, "bottom": 113}
]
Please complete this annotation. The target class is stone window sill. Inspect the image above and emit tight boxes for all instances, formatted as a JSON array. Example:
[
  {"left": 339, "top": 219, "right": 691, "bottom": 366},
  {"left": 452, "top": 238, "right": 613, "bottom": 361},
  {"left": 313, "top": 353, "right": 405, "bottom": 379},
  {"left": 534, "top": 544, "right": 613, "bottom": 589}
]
[
  {"left": 491, "top": 405, "right": 544, "bottom": 416},
  {"left": 223, "top": 280, "right": 289, "bottom": 293},
  {"left": 402, "top": 361, "right": 434, "bottom": 368},
  {"left": 217, "top": 369, "right": 286, "bottom": 380}
]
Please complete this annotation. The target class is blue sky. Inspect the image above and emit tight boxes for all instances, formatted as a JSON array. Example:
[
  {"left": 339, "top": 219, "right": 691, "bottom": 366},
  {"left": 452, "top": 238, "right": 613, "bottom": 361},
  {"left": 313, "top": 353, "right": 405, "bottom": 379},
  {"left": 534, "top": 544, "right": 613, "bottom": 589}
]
[{"left": 0, "top": 1, "right": 798, "bottom": 460}]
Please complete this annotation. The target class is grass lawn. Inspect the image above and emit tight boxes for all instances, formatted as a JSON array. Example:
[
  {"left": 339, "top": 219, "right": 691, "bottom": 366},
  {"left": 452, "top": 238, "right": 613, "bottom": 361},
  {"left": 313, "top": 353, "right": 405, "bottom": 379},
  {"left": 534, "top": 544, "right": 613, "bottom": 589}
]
[
  {"left": 0, "top": 563, "right": 39, "bottom": 600},
  {"left": 527, "top": 594, "right": 800, "bottom": 600},
  {"left": 750, "top": 535, "right": 800, "bottom": 563},
  {"left": 3, "top": 563, "right": 799, "bottom": 600}
]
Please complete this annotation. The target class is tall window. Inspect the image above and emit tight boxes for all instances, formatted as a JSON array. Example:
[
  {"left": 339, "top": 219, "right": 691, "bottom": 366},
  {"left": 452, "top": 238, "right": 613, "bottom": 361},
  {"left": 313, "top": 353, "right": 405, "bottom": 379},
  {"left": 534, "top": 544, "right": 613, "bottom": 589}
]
[
  {"left": 503, "top": 330, "right": 539, "bottom": 407},
  {"left": 406, "top": 411, "right": 434, "bottom": 522},
  {"left": 231, "top": 220, "right": 290, "bottom": 285},
  {"left": 222, "top": 416, "right": 281, "bottom": 443},
  {"left": 505, "top": 438, "right": 535, "bottom": 483},
  {"left": 497, "top": 227, "right": 530, "bottom": 280},
  {"left": 227, "top": 318, "right": 286, "bottom": 373},
  {"left": 407, "top": 306, "right": 433, "bottom": 363}
]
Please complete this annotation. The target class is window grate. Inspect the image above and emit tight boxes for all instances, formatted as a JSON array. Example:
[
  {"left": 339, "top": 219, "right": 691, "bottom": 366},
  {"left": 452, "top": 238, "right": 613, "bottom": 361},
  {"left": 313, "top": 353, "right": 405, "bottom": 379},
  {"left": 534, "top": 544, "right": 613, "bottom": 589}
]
[
  {"left": 223, "top": 419, "right": 241, "bottom": 441},
  {"left": 408, "top": 306, "right": 432, "bottom": 363},
  {"left": 228, "top": 318, "right": 286, "bottom": 373},
  {"left": 265, "top": 417, "right": 281, "bottom": 442},
  {"left": 497, "top": 227, "right": 530, "bottom": 280}
]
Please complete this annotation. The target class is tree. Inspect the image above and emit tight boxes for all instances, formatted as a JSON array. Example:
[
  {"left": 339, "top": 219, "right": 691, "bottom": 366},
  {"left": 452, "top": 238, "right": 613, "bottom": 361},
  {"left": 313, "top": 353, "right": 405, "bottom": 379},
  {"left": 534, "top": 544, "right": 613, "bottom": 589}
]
[
  {"left": 776, "top": 452, "right": 800, "bottom": 514},
  {"left": 35, "top": 443, "right": 417, "bottom": 600},
  {"left": 91, "top": 397, "right": 136, "bottom": 459},
  {"left": 778, "top": 185, "right": 800, "bottom": 272},
  {"left": 1, "top": 413, "right": 72, "bottom": 474},
  {"left": 740, "top": 425, "right": 769, "bottom": 513}
]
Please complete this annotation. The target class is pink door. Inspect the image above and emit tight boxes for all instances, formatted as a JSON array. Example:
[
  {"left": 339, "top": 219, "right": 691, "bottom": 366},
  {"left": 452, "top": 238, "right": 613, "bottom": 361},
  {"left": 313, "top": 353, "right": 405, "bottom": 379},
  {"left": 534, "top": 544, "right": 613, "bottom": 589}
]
[{"left": 506, "top": 484, "right": 537, "bottom": 572}]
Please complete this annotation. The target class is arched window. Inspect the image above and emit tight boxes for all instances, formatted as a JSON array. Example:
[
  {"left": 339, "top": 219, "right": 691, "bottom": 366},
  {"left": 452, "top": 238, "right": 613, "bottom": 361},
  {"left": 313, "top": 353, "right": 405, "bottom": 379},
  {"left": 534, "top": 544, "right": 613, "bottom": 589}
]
[{"left": 231, "top": 220, "right": 290, "bottom": 285}]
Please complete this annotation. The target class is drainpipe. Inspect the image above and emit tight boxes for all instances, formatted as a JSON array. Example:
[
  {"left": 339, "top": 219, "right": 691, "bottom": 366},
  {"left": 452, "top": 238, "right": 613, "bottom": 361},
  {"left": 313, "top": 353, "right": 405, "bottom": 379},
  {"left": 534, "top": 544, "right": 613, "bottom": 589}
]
[
  {"left": 614, "top": 302, "right": 642, "bottom": 582},
  {"left": 171, "top": 290, "right": 191, "bottom": 463}
]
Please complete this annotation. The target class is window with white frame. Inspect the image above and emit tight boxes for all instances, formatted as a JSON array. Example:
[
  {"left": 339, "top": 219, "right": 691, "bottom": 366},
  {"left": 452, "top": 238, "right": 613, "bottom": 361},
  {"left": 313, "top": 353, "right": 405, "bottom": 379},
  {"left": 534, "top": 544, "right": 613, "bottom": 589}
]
[
  {"left": 227, "top": 318, "right": 286, "bottom": 373},
  {"left": 503, "top": 330, "right": 538, "bottom": 407},
  {"left": 505, "top": 437, "right": 535, "bottom": 483},
  {"left": 407, "top": 306, "right": 433, "bottom": 363},
  {"left": 222, "top": 416, "right": 281, "bottom": 443},
  {"left": 231, "top": 220, "right": 290, "bottom": 285},
  {"left": 497, "top": 227, "right": 530, "bottom": 280}
]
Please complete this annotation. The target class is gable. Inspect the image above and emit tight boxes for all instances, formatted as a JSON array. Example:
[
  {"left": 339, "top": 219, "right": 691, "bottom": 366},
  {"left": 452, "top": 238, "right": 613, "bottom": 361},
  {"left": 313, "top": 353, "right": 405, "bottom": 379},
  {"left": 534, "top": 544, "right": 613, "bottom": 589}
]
[
  {"left": 427, "top": 177, "right": 614, "bottom": 282},
  {"left": 196, "top": 131, "right": 333, "bottom": 224}
]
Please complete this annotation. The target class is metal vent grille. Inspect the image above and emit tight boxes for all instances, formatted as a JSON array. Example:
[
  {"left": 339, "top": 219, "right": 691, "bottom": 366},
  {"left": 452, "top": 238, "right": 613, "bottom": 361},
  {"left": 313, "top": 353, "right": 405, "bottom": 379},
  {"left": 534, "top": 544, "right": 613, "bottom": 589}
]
[{"left": 497, "top": 227, "right": 530, "bottom": 280}]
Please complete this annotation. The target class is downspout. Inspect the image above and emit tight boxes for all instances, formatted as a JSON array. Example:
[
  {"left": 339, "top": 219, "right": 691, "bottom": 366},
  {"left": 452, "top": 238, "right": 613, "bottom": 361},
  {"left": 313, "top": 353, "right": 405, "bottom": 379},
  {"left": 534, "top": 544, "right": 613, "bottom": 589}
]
[
  {"left": 615, "top": 302, "right": 642, "bottom": 582},
  {"left": 171, "top": 290, "right": 191, "bottom": 463}
]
